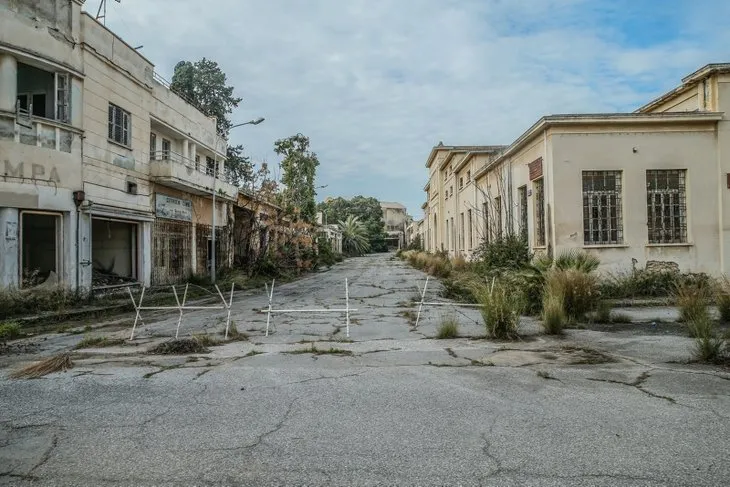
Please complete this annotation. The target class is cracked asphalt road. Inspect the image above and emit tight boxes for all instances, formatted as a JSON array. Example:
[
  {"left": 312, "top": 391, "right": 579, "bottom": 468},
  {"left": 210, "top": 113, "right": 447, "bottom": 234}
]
[{"left": 1, "top": 253, "right": 729, "bottom": 486}]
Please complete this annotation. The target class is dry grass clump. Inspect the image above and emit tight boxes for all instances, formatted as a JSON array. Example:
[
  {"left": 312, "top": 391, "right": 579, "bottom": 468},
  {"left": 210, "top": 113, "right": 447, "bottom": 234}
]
[
  {"left": 544, "top": 269, "right": 599, "bottom": 323},
  {"left": 541, "top": 288, "right": 566, "bottom": 334},
  {"left": 10, "top": 353, "right": 73, "bottom": 379},
  {"left": 147, "top": 338, "right": 210, "bottom": 355},
  {"left": 436, "top": 313, "right": 459, "bottom": 339},
  {"left": 74, "top": 335, "right": 126, "bottom": 349},
  {"left": 401, "top": 251, "right": 452, "bottom": 278},
  {"left": 673, "top": 281, "right": 712, "bottom": 326},
  {"left": 716, "top": 276, "right": 730, "bottom": 323},
  {"left": 473, "top": 281, "right": 523, "bottom": 339},
  {"left": 451, "top": 255, "right": 468, "bottom": 271}
]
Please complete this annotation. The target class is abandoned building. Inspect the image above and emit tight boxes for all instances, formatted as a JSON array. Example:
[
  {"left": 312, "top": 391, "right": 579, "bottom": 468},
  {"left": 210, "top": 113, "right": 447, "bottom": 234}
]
[
  {"left": 380, "top": 201, "right": 409, "bottom": 250},
  {"left": 421, "top": 63, "right": 730, "bottom": 276},
  {"left": 0, "top": 0, "right": 237, "bottom": 290}
]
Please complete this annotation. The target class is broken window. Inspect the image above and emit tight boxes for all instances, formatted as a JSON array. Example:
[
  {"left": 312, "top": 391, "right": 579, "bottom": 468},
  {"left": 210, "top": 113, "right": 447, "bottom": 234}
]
[
  {"left": 92, "top": 219, "right": 138, "bottom": 286},
  {"left": 21, "top": 212, "right": 61, "bottom": 287},
  {"left": 206, "top": 156, "right": 216, "bottom": 176},
  {"left": 583, "top": 171, "right": 623, "bottom": 245},
  {"left": 518, "top": 185, "right": 528, "bottom": 238},
  {"left": 647, "top": 169, "right": 687, "bottom": 244},
  {"left": 534, "top": 178, "right": 546, "bottom": 246},
  {"left": 108, "top": 103, "right": 131, "bottom": 146}
]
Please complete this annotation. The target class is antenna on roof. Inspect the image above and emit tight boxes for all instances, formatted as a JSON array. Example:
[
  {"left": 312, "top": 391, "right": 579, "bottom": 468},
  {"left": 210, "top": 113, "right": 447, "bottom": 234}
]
[{"left": 96, "top": 0, "right": 121, "bottom": 25}]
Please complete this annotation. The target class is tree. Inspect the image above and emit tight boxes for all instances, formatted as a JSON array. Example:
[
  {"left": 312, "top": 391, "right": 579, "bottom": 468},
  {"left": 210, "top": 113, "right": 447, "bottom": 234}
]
[
  {"left": 170, "top": 58, "right": 242, "bottom": 137},
  {"left": 339, "top": 215, "right": 371, "bottom": 256},
  {"left": 274, "top": 134, "right": 320, "bottom": 223},
  {"left": 317, "top": 195, "right": 388, "bottom": 253},
  {"left": 170, "top": 58, "right": 255, "bottom": 189}
]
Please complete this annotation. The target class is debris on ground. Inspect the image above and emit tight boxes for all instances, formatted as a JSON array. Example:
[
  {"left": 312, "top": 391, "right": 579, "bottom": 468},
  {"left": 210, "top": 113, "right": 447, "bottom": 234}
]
[
  {"left": 9, "top": 352, "right": 73, "bottom": 379},
  {"left": 147, "top": 339, "right": 210, "bottom": 355}
]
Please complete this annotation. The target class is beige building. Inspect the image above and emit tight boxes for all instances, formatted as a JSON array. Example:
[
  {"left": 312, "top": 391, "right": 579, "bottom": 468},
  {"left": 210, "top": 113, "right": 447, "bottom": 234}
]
[
  {"left": 380, "top": 201, "right": 409, "bottom": 249},
  {"left": 421, "top": 63, "right": 730, "bottom": 276},
  {"left": 0, "top": 0, "right": 236, "bottom": 289}
]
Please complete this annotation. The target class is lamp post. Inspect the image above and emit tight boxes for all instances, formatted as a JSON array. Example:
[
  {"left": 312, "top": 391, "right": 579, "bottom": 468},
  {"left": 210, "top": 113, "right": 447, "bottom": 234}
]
[{"left": 211, "top": 117, "right": 265, "bottom": 283}]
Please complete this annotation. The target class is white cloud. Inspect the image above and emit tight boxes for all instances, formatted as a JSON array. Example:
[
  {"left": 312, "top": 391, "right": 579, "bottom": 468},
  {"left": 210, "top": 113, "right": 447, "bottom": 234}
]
[{"left": 103, "top": 0, "right": 725, "bottom": 216}]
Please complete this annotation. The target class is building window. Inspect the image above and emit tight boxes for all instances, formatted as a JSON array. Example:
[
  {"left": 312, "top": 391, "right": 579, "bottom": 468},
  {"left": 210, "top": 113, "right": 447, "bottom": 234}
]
[
  {"left": 108, "top": 103, "right": 131, "bottom": 147},
  {"left": 459, "top": 212, "right": 464, "bottom": 250},
  {"left": 162, "top": 138, "right": 171, "bottom": 159},
  {"left": 467, "top": 209, "right": 473, "bottom": 250},
  {"left": 494, "top": 196, "right": 502, "bottom": 239},
  {"left": 445, "top": 219, "right": 449, "bottom": 251},
  {"left": 534, "top": 178, "right": 545, "bottom": 246},
  {"left": 450, "top": 186, "right": 453, "bottom": 197},
  {"left": 149, "top": 133, "right": 157, "bottom": 160},
  {"left": 459, "top": 177, "right": 464, "bottom": 189},
  {"left": 206, "top": 156, "right": 216, "bottom": 176},
  {"left": 582, "top": 171, "right": 623, "bottom": 245},
  {"left": 451, "top": 217, "right": 455, "bottom": 250},
  {"left": 55, "top": 73, "right": 69, "bottom": 123},
  {"left": 647, "top": 169, "right": 687, "bottom": 244},
  {"left": 466, "top": 170, "right": 471, "bottom": 182},
  {"left": 195, "top": 155, "right": 200, "bottom": 171},
  {"left": 482, "top": 202, "right": 489, "bottom": 244},
  {"left": 518, "top": 185, "right": 528, "bottom": 238}
]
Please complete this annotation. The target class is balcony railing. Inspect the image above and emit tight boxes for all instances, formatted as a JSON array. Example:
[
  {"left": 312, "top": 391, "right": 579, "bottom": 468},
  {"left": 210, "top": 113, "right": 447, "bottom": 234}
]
[
  {"left": 150, "top": 150, "right": 232, "bottom": 184},
  {"left": 0, "top": 111, "right": 78, "bottom": 153}
]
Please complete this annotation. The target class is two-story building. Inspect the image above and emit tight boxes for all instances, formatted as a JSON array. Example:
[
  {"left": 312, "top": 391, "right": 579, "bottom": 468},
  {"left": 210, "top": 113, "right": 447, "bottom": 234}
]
[{"left": 0, "top": 0, "right": 237, "bottom": 290}]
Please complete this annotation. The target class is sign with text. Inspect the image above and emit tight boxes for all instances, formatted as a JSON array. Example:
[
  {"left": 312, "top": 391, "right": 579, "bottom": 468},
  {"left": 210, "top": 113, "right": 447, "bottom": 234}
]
[{"left": 155, "top": 194, "right": 192, "bottom": 222}]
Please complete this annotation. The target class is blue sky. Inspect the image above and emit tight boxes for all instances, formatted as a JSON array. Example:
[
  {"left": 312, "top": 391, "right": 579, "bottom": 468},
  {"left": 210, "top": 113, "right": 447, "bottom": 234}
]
[{"left": 103, "top": 0, "right": 729, "bottom": 218}]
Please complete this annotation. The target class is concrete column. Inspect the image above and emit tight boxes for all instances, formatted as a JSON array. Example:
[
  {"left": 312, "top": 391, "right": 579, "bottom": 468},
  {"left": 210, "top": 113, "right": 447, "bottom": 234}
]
[
  {"left": 63, "top": 212, "right": 78, "bottom": 289},
  {"left": 141, "top": 221, "right": 152, "bottom": 286},
  {"left": 182, "top": 139, "right": 189, "bottom": 160},
  {"left": 0, "top": 208, "right": 20, "bottom": 288},
  {"left": 0, "top": 54, "right": 18, "bottom": 113},
  {"left": 78, "top": 212, "right": 92, "bottom": 291},
  {"left": 190, "top": 143, "right": 197, "bottom": 166}
]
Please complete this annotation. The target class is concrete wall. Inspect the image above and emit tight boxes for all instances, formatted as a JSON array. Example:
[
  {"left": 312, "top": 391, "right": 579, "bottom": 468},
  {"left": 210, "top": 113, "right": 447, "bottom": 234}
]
[{"left": 550, "top": 127, "right": 719, "bottom": 274}]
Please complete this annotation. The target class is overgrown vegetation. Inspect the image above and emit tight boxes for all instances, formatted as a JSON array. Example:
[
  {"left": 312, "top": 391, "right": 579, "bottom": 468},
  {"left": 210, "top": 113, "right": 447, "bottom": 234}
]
[
  {"left": 541, "top": 287, "right": 566, "bottom": 334},
  {"left": 473, "top": 281, "right": 523, "bottom": 339},
  {"left": 74, "top": 336, "right": 126, "bottom": 349},
  {"left": 0, "top": 321, "right": 22, "bottom": 341},
  {"left": 317, "top": 196, "right": 389, "bottom": 253},
  {"left": 285, "top": 344, "right": 354, "bottom": 356},
  {"left": 436, "top": 314, "right": 459, "bottom": 339},
  {"left": 716, "top": 276, "right": 730, "bottom": 323},
  {"left": 148, "top": 339, "right": 210, "bottom": 355},
  {"left": 673, "top": 281, "right": 712, "bottom": 325}
]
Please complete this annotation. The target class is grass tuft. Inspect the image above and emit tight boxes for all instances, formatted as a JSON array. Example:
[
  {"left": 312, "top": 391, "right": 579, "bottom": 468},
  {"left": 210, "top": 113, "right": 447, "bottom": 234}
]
[
  {"left": 673, "top": 281, "right": 711, "bottom": 326},
  {"left": 473, "top": 281, "right": 523, "bottom": 340},
  {"left": 541, "top": 288, "right": 566, "bottom": 335},
  {"left": 285, "top": 344, "right": 354, "bottom": 356},
  {"left": 148, "top": 339, "right": 210, "bottom": 355},
  {"left": 244, "top": 350, "right": 264, "bottom": 357},
  {"left": 436, "top": 314, "right": 459, "bottom": 339}
]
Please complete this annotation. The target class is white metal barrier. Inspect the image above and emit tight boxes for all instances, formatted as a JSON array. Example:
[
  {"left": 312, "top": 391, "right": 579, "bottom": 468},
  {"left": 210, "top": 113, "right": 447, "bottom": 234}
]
[
  {"left": 127, "top": 283, "right": 235, "bottom": 340},
  {"left": 260, "top": 278, "right": 357, "bottom": 337},
  {"left": 413, "top": 276, "right": 489, "bottom": 328}
]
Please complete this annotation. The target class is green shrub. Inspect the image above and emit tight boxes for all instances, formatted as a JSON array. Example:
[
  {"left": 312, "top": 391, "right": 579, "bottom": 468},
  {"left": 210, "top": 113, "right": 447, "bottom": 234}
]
[
  {"left": 0, "top": 287, "right": 90, "bottom": 319},
  {"left": 687, "top": 316, "right": 726, "bottom": 362},
  {"left": 716, "top": 276, "right": 730, "bottom": 323},
  {"left": 0, "top": 321, "right": 22, "bottom": 341},
  {"left": 674, "top": 281, "right": 711, "bottom": 326},
  {"left": 594, "top": 301, "right": 612, "bottom": 324},
  {"left": 545, "top": 269, "right": 599, "bottom": 323},
  {"left": 541, "top": 288, "right": 566, "bottom": 334},
  {"left": 474, "top": 281, "right": 523, "bottom": 339},
  {"left": 436, "top": 314, "right": 459, "bottom": 339},
  {"left": 472, "top": 234, "right": 531, "bottom": 272},
  {"left": 600, "top": 270, "right": 714, "bottom": 299}
]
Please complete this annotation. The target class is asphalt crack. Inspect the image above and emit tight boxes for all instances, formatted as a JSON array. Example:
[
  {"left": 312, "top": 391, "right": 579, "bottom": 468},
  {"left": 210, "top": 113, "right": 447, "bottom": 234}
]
[{"left": 588, "top": 371, "right": 676, "bottom": 403}]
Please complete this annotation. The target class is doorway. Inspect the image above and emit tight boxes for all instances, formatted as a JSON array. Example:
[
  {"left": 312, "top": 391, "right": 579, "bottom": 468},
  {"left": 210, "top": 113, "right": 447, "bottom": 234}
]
[{"left": 20, "top": 212, "right": 61, "bottom": 287}]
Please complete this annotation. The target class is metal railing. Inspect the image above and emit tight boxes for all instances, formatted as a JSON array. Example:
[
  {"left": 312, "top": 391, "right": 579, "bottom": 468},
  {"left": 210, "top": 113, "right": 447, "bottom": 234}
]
[{"left": 150, "top": 150, "right": 233, "bottom": 184}]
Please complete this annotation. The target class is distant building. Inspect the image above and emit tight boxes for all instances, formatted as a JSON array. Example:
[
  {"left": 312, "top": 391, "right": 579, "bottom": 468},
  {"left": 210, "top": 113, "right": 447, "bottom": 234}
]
[{"left": 380, "top": 201, "right": 408, "bottom": 249}]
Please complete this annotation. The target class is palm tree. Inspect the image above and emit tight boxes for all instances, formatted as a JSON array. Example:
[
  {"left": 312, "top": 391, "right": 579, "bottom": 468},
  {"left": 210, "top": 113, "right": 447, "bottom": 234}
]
[{"left": 338, "top": 215, "right": 371, "bottom": 256}]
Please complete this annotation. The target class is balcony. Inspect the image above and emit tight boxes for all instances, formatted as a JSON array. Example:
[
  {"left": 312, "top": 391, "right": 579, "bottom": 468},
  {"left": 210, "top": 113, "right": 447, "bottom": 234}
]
[
  {"left": 0, "top": 111, "right": 80, "bottom": 153},
  {"left": 149, "top": 150, "right": 238, "bottom": 200}
]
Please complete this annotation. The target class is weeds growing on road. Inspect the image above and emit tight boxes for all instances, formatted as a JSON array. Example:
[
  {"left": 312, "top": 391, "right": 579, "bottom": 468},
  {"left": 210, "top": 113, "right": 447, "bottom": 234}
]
[
  {"left": 716, "top": 276, "right": 730, "bottom": 323},
  {"left": 474, "top": 281, "right": 522, "bottom": 340},
  {"left": 285, "top": 344, "right": 354, "bottom": 356},
  {"left": 544, "top": 268, "right": 599, "bottom": 323},
  {"left": 74, "top": 335, "right": 126, "bottom": 349},
  {"left": 541, "top": 288, "right": 566, "bottom": 335},
  {"left": 436, "top": 314, "right": 459, "bottom": 339},
  {"left": 148, "top": 339, "right": 210, "bottom": 355},
  {"left": 0, "top": 321, "right": 22, "bottom": 341},
  {"left": 244, "top": 349, "right": 264, "bottom": 357},
  {"left": 674, "top": 281, "right": 711, "bottom": 326}
]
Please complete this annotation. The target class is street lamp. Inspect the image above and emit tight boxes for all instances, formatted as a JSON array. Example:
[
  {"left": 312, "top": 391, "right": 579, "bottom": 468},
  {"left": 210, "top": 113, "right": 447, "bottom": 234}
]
[{"left": 211, "top": 117, "right": 265, "bottom": 284}]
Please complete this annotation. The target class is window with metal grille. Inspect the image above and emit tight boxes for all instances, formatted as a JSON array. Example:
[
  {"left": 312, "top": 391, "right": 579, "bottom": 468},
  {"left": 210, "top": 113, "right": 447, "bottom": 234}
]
[
  {"left": 459, "top": 212, "right": 464, "bottom": 250},
  {"left": 482, "top": 202, "right": 489, "bottom": 244},
  {"left": 518, "top": 185, "right": 528, "bottom": 237},
  {"left": 494, "top": 196, "right": 502, "bottom": 239},
  {"left": 108, "top": 103, "right": 130, "bottom": 146},
  {"left": 646, "top": 169, "right": 687, "bottom": 244},
  {"left": 534, "top": 178, "right": 545, "bottom": 246},
  {"left": 162, "top": 138, "right": 171, "bottom": 159},
  {"left": 55, "top": 73, "right": 69, "bottom": 123},
  {"left": 582, "top": 171, "right": 623, "bottom": 245},
  {"left": 467, "top": 209, "right": 473, "bottom": 250}
]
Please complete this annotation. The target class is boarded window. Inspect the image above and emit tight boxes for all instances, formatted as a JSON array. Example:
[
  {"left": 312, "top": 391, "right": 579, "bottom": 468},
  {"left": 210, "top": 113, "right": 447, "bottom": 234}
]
[
  {"left": 647, "top": 169, "right": 687, "bottom": 244},
  {"left": 534, "top": 179, "right": 545, "bottom": 246},
  {"left": 108, "top": 103, "right": 131, "bottom": 146},
  {"left": 582, "top": 171, "right": 623, "bottom": 245}
]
